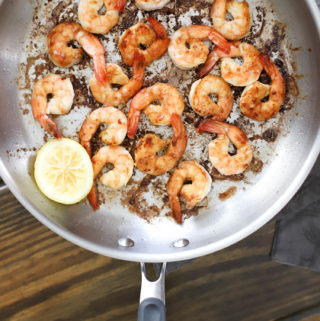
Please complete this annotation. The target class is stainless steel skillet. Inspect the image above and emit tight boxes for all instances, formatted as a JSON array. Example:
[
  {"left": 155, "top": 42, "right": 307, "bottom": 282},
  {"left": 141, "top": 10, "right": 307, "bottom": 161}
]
[{"left": 0, "top": 0, "right": 320, "bottom": 319}]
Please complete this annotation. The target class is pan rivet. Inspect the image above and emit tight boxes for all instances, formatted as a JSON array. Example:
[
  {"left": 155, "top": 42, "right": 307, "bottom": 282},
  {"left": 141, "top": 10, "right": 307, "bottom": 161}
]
[
  {"left": 172, "top": 239, "right": 189, "bottom": 248},
  {"left": 118, "top": 237, "right": 134, "bottom": 247}
]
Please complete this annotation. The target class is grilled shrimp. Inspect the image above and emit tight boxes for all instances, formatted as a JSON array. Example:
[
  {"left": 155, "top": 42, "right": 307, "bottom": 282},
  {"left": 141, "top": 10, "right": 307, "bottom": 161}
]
[
  {"left": 189, "top": 75, "right": 233, "bottom": 119},
  {"left": 135, "top": 114, "right": 187, "bottom": 176},
  {"left": 167, "top": 160, "right": 212, "bottom": 224},
  {"left": 136, "top": 0, "right": 170, "bottom": 11},
  {"left": 31, "top": 74, "right": 74, "bottom": 139},
  {"left": 79, "top": 106, "right": 127, "bottom": 157},
  {"left": 90, "top": 51, "right": 145, "bottom": 106},
  {"left": 240, "top": 53, "right": 286, "bottom": 121},
  {"left": 78, "top": 0, "right": 127, "bottom": 34},
  {"left": 88, "top": 145, "right": 134, "bottom": 210},
  {"left": 127, "top": 83, "right": 185, "bottom": 138},
  {"left": 198, "top": 42, "right": 263, "bottom": 86},
  {"left": 197, "top": 119, "right": 253, "bottom": 176},
  {"left": 168, "top": 25, "right": 230, "bottom": 70},
  {"left": 47, "top": 22, "right": 107, "bottom": 84},
  {"left": 119, "top": 17, "right": 169, "bottom": 66},
  {"left": 211, "top": 0, "right": 252, "bottom": 40}
]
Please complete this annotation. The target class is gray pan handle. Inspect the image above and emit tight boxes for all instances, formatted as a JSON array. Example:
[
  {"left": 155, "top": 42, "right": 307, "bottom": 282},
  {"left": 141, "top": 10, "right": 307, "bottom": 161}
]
[{"left": 138, "top": 263, "right": 166, "bottom": 321}]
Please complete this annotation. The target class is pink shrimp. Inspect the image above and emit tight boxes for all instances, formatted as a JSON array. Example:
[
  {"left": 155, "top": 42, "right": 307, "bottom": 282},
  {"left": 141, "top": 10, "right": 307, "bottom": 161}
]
[
  {"left": 47, "top": 22, "right": 107, "bottom": 84},
  {"left": 198, "top": 41, "right": 262, "bottom": 87},
  {"left": 127, "top": 83, "right": 184, "bottom": 138},
  {"left": 31, "top": 74, "right": 74, "bottom": 138},
  {"left": 119, "top": 17, "right": 170, "bottom": 66}
]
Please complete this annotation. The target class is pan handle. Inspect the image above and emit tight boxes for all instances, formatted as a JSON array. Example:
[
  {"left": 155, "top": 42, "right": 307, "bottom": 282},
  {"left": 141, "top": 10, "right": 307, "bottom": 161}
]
[{"left": 138, "top": 262, "right": 166, "bottom": 321}]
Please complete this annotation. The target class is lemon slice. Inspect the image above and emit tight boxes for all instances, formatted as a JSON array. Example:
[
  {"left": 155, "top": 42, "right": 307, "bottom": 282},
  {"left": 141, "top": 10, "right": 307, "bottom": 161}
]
[{"left": 34, "top": 138, "right": 93, "bottom": 204}]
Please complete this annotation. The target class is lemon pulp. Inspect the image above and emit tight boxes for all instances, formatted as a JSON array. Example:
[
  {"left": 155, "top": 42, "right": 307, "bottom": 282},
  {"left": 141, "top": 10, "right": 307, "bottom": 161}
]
[{"left": 34, "top": 138, "right": 93, "bottom": 204}]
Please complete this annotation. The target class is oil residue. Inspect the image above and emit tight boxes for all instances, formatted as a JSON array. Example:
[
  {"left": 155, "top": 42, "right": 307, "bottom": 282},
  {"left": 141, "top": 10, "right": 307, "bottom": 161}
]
[{"left": 15, "top": 0, "right": 298, "bottom": 222}]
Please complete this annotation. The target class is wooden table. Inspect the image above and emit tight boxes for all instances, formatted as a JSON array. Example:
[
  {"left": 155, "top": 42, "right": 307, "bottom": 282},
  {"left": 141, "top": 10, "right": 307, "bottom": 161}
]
[{"left": 1, "top": 186, "right": 320, "bottom": 321}]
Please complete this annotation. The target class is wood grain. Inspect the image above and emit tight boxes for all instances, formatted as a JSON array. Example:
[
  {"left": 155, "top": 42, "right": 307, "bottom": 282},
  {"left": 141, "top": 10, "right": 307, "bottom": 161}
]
[
  {"left": 301, "top": 316, "right": 320, "bottom": 321},
  {"left": 1, "top": 187, "right": 320, "bottom": 321}
]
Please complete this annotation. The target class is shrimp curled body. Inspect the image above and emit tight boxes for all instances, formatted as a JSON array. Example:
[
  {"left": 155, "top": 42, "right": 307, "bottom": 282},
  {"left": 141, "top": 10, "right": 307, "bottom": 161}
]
[
  {"left": 168, "top": 25, "right": 230, "bottom": 70},
  {"left": 119, "top": 17, "right": 170, "bottom": 66},
  {"left": 78, "top": 0, "right": 127, "bottom": 34},
  {"left": 189, "top": 75, "right": 233, "bottom": 119},
  {"left": 47, "top": 22, "right": 107, "bottom": 84},
  {"left": 197, "top": 119, "right": 253, "bottom": 176},
  {"left": 79, "top": 106, "right": 127, "bottom": 157},
  {"left": 128, "top": 83, "right": 185, "bottom": 138},
  {"left": 135, "top": 114, "right": 187, "bottom": 176},
  {"left": 92, "top": 146, "right": 133, "bottom": 188},
  {"left": 90, "top": 51, "right": 145, "bottom": 106},
  {"left": 136, "top": 0, "right": 170, "bottom": 11},
  {"left": 198, "top": 42, "right": 263, "bottom": 86},
  {"left": 31, "top": 74, "right": 74, "bottom": 139},
  {"left": 88, "top": 145, "right": 134, "bottom": 209},
  {"left": 211, "top": 0, "right": 252, "bottom": 40},
  {"left": 167, "top": 160, "right": 212, "bottom": 224},
  {"left": 240, "top": 53, "right": 286, "bottom": 121}
]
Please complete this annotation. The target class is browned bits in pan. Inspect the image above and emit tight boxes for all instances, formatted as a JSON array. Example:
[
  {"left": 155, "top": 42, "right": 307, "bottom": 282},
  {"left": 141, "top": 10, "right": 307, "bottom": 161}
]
[{"left": 17, "top": 0, "right": 298, "bottom": 223}]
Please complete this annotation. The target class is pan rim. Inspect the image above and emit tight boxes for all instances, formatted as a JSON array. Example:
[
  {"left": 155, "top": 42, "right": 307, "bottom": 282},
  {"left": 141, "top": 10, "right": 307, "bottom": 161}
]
[
  {"left": 1, "top": 139, "right": 320, "bottom": 263},
  {"left": 1, "top": 140, "right": 320, "bottom": 263},
  {"left": 1, "top": 0, "right": 320, "bottom": 263}
]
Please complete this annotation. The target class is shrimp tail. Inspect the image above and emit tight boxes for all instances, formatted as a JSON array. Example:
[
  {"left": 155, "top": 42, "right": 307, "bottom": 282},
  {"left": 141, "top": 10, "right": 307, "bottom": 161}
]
[
  {"left": 259, "top": 53, "right": 270, "bottom": 67},
  {"left": 259, "top": 53, "right": 277, "bottom": 75},
  {"left": 93, "top": 55, "right": 107, "bottom": 85},
  {"left": 127, "top": 108, "right": 140, "bottom": 139},
  {"left": 128, "top": 87, "right": 149, "bottom": 138},
  {"left": 209, "top": 30, "right": 230, "bottom": 54},
  {"left": 133, "top": 50, "right": 146, "bottom": 80},
  {"left": 197, "top": 50, "right": 220, "bottom": 78},
  {"left": 171, "top": 113, "right": 187, "bottom": 152},
  {"left": 147, "top": 17, "right": 168, "bottom": 40},
  {"left": 88, "top": 185, "right": 100, "bottom": 211},
  {"left": 197, "top": 119, "right": 227, "bottom": 135},
  {"left": 169, "top": 195, "right": 183, "bottom": 224},
  {"left": 170, "top": 113, "right": 185, "bottom": 135},
  {"left": 115, "top": 0, "right": 127, "bottom": 11},
  {"left": 38, "top": 115, "right": 62, "bottom": 139},
  {"left": 170, "top": 113, "right": 188, "bottom": 142}
]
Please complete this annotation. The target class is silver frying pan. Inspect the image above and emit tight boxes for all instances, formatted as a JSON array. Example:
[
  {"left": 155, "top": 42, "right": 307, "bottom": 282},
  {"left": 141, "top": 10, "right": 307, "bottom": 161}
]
[{"left": 0, "top": 0, "right": 320, "bottom": 319}]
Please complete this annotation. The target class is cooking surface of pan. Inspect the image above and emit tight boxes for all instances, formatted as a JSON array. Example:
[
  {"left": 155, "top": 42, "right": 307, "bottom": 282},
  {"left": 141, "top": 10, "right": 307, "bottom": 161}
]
[{"left": 0, "top": 0, "right": 319, "bottom": 262}]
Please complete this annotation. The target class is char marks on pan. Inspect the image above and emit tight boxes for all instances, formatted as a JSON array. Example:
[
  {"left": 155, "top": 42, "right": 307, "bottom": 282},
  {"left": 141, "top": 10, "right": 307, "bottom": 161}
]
[{"left": 15, "top": 0, "right": 299, "bottom": 222}]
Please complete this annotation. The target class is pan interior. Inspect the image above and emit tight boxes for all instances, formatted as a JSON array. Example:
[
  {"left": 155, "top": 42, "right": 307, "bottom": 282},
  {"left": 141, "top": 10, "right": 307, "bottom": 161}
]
[{"left": 0, "top": 0, "right": 319, "bottom": 262}]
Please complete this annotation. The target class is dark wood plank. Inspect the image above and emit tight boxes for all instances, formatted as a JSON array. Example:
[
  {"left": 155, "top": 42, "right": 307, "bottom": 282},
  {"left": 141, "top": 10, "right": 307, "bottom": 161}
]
[
  {"left": 302, "top": 316, "right": 320, "bottom": 321},
  {"left": 277, "top": 304, "right": 320, "bottom": 321},
  {"left": 1, "top": 188, "right": 320, "bottom": 321}
]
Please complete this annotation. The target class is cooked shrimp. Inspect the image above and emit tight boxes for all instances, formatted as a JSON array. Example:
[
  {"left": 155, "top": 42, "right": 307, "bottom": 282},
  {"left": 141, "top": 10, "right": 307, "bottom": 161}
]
[
  {"left": 211, "top": 0, "right": 252, "bottom": 40},
  {"left": 31, "top": 74, "right": 74, "bottom": 139},
  {"left": 197, "top": 119, "right": 253, "bottom": 176},
  {"left": 240, "top": 53, "right": 286, "bottom": 121},
  {"left": 47, "top": 22, "right": 107, "bottom": 84},
  {"left": 167, "top": 160, "right": 212, "bottom": 224},
  {"left": 88, "top": 145, "right": 134, "bottom": 210},
  {"left": 119, "top": 17, "right": 169, "bottom": 66},
  {"left": 168, "top": 25, "right": 230, "bottom": 70},
  {"left": 90, "top": 51, "right": 145, "bottom": 106},
  {"left": 136, "top": 0, "right": 170, "bottom": 11},
  {"left": 198, "top": 42, "right": 263, "bottom": 86},
  {"left": 127, "top": 83, "right": 185, "bottom": 138},
  {"left": 189, "top": 75, "right": 233, "bottom": 119},
  {"left": 79, "top": 106, "right": 127, "bottom": 157},
  {"left": 78, "top": 0, "right": 127, "bottom": 34},
  {"left": 135, "top": 114, "right": 187, "bottom": 176}
]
